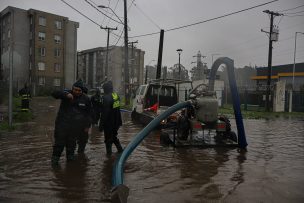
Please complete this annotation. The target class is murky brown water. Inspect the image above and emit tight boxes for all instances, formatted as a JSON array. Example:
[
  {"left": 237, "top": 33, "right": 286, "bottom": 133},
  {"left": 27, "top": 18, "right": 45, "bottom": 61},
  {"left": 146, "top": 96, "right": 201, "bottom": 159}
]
[{"left": 0, "top": 97, "right": 304, "bottom": 202}]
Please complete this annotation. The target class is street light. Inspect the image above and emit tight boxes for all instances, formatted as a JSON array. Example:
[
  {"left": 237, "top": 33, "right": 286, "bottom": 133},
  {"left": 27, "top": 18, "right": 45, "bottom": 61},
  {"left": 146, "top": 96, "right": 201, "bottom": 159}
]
[
  {"left": 176, "top": 49, "right": 183, "bottom": 100},
  {"left": 177, "top": 49, "right": 183, "bottom": 79},
  {"left": 289, "top": 32, "right": 304, "bottom": 112},
  {"left": 98, "top": 5, "right": 131, "bottom": 31},
  {"left": 292, "top": 32, "right": 304, "bottom": 91},
  {"left": 98, "top": 5, "right": 124, "bottom": 25}
]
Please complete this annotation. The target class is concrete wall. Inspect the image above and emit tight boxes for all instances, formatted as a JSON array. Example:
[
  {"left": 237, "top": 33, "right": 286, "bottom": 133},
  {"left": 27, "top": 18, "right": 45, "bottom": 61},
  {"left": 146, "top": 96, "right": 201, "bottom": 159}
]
[{"left": 273, "top": 80, "right": 286, "bottom": 112}]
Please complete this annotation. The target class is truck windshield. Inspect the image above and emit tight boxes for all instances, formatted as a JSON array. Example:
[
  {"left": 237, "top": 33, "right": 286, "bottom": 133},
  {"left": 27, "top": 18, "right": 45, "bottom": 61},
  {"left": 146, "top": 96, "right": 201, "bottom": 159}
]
[{"left": 145, "top": 85, "right": 177, "bottom": 108}]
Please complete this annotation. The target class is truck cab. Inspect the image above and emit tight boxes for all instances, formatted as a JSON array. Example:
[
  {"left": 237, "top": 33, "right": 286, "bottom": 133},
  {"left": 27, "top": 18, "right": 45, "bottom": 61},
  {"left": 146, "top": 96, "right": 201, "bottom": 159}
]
[
  {"left": 132, "top": 84, "right": 178, "bottom": 113},
  {"left": 131, "top": 81, "right": 182, "bottom": 123}
]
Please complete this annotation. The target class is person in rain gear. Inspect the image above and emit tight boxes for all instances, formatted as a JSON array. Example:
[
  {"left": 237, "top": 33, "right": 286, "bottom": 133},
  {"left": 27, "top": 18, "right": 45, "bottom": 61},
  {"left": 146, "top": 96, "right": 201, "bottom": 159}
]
[
  {"left": 51, "top": 79, "right": 92, "bottom": 166},
  {"left": 99, "top": 81, "right": 123, "bottom": 155},
  {"left": 19, "top": 84, "right": 31, "bottom": 111}
]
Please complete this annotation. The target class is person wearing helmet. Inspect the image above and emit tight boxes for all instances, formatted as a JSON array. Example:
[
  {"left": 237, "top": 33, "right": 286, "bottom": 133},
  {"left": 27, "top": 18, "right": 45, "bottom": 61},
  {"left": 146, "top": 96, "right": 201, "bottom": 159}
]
[
  {"left": 51, "top": 79, "right": 93, "bottom": 166},
  {"left": 19, "top": 83, "right": 31, "bottom": 111},
  {"left": 99, "top": 81, "right": 123, "bottom": 155}
]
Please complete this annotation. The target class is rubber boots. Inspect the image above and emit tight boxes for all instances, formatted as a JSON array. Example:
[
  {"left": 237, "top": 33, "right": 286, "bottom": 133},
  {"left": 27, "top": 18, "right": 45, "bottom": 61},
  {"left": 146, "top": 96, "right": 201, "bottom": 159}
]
[
  {"left": 51, "top": 156, "right": 60, "bottom": 167},
  {"left": 106, "top": 143, "right": 112, "bottom": 155},
  {"left": 66, "top": 154, "right": 75, "bottom": 162},
  {"left": 77, "top": 144, "right": 86, "bottom": 154},
  {"left": 113, "top": 140, "right": 123, "bottom": 153}
]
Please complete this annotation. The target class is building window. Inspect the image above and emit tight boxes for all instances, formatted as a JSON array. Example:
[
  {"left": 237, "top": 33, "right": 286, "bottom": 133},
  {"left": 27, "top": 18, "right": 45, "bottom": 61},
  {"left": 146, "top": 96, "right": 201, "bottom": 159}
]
[
  {"left": 29, "top": 47, "right": 32, "bottom": 55},
  {"left": 53, "top": 78, "right": 61, "bottom": 86},
  {"left": 54, "top": 35, "right": 61, "bottom": 44},
  {"left": 7, "top": 30, "right": 10, "bottom": 39},
  {"left": 54, "top": 48, "right": 60, "bottom": 57},
  {"left": 38, "top": 32, "right": 45, "bottom": 41},
  {"left": 38, "top": 62, "right": 45, "bottom": 71},
  {"left": 2, "top": 33, "right": 5, "bottom": 41},
  {"left": 38, "top": 77, "right": 45, "bottom": 85},
  {"left": 54, "top": 63, "right": 61, "bottom": 72},
  {"left": 29, "top": 62, "right": 32, "bottom": 70},
  {"left": 39, "top": 47, "right": 46, "bottom": 56},
  {"left": 54, "top": 20, "right": 62, "bottom": 29},
  {"left": 39, "top": 16, "right": 46, "bottom": 26},
  {"left": 2, "top": 20, "right": 5, "bottom": 26}
]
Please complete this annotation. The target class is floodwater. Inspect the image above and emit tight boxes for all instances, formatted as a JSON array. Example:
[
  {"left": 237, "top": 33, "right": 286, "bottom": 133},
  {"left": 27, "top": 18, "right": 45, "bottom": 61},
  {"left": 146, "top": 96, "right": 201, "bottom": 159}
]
[{"left": 0, "top": 97, "right": 304, "bottom": 202}]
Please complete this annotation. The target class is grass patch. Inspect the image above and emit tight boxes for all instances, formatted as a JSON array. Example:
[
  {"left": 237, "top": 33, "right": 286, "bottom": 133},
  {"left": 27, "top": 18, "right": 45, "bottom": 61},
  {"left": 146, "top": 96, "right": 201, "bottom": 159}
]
[
  {"left": 0, "top": 97, "right": 34, "bottom": 131},
  {"left": 13, "top": 111, "right": 34, "bottom": 122},
  {"left": 0, "top": 122, "right": 16, "bottom": 131}
]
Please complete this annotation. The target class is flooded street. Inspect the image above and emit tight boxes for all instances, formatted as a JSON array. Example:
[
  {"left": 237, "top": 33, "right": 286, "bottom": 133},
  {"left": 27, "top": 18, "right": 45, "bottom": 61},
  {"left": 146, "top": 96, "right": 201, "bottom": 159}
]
[{"left": 1, "top": 97, "right": 304, "bottom": 202}]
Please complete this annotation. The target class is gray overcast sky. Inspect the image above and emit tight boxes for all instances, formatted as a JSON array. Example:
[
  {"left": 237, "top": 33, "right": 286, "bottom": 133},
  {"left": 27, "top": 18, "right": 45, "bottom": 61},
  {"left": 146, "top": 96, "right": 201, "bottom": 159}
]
[{"left": 1, "top": 0, "right": 304, "bottom": 70}]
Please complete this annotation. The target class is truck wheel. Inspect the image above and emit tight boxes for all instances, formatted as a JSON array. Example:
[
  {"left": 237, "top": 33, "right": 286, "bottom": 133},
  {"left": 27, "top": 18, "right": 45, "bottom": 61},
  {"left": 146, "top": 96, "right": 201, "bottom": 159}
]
[
  {"left": 229, "top": 131, "right": 237, "bottom": 142},
  {"left": 131, "top": 110, "right": 137, "bottom": 121}
]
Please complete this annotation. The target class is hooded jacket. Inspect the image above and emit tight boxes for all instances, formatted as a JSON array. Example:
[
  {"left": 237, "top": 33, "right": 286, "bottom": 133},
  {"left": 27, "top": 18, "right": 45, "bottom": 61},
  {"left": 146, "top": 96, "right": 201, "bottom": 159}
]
[{"left": 101, "top": 81, "right": 122, "bottom": 131}]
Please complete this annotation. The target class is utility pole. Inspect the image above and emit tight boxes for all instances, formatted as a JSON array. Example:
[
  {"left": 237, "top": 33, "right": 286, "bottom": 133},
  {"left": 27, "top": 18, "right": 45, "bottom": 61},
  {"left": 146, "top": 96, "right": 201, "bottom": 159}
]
[
  {"left": 123, "top": 0, "right": 129, "bottom": 105},
  {"left": 156, "top": 30, "right": 164, "bottom": 79},
  {"left": 262, "top": 10, "right": 282, "bottom": 112},
  {"left": 193, "top": 51, "right": 206, "bottom": 79},
  {"left": 100, "top": 26, "right": 117, "bottom": 79},
  {"left": 128, "top": 40, "right": 138, "bottom": 93}
]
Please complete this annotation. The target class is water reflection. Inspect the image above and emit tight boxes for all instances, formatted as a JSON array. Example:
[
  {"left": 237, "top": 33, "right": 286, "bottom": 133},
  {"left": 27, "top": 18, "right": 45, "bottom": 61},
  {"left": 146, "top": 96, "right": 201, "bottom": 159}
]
[
  {"left": 0, "top": 97, "right": 304, "bottom": 202},
  {"left": 52, "top": 155, "right": 89, "bottom": 202}
]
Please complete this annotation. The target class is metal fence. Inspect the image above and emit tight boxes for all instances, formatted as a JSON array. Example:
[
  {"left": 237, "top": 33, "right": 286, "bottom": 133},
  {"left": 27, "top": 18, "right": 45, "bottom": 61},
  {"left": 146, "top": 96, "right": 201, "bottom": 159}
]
[{"left": 223, "top": 90, "right": 304, "bottom": 112}]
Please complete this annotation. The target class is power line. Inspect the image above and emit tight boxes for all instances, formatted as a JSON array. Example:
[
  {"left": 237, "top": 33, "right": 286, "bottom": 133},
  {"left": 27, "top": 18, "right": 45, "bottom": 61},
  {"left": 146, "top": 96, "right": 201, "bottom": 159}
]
[
  {"left": 283, "top": 10, "right": 304, "bottom": 15},
  {"left": 113, "top": 0, "right": 136, "bottom": 45},
  {"left": 284, "top": 14, "right": 304, "bottom": 17},
  {"left": 104, "top": 0, "right": 120, "bottom": 27},
  {"left": 84, "top": 0, "right": 123, "bottom": 25},
  {"left": 167, "top": 0, "right": 279, "bottom": 32},
  {"left": 130, "top": 0, "right": 278, "bottom": 38},
  {"left": 133, "top": 3, "right": 161, "bottom": 30},
  {"left": 60, "top": 0, "right": 121, "bottom": 39},
  {"left": 278, "top": 4, "right": 304, "bottom": 12},
  {"left": 114, "top": 29, "right": 124, "bottom": 46},
  {"left": 60, "top": 0, "right": 101, "bottom": 27}
]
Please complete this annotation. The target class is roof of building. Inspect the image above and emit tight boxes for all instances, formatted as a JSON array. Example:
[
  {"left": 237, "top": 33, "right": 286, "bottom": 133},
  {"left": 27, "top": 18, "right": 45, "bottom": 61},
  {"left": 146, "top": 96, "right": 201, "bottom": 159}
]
[
  {"left": 256, "top": 62, "right": 304, "bottom": 76},
  {"left": 252, "top": 62, "right": 304, "bottom": 80}
]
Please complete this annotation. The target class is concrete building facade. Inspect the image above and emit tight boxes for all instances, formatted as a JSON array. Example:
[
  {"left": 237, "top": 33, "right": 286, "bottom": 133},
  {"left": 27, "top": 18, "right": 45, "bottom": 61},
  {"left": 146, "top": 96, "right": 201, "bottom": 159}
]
[
  {"left": 0, "top": 6, "right": 79, "bottom": 95},
  {"left": 77, "top": 46, "right": 145, "bottom": 94}
]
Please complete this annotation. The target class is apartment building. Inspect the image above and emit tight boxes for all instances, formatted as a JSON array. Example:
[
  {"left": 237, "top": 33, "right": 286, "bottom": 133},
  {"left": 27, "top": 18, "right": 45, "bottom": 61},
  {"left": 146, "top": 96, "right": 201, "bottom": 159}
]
[
  {"left": 78, "top": 46, "right": 145, "bottom": 94},
  {"left": 0, "top": 6, "right": 79, "bottom": 95}
]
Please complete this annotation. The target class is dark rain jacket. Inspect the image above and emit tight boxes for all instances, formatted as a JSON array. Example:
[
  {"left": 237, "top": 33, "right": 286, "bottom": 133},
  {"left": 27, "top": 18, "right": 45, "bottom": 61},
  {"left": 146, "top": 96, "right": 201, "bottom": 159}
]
[
  {"left": 101, "top": 82, "right": 122, "bottom": 133},
  {"left": 52, "top": 90, "right": 93, "bottom": 130},
  {"left": 91, "top": 93, "right": 102, "bottom": 124}
]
